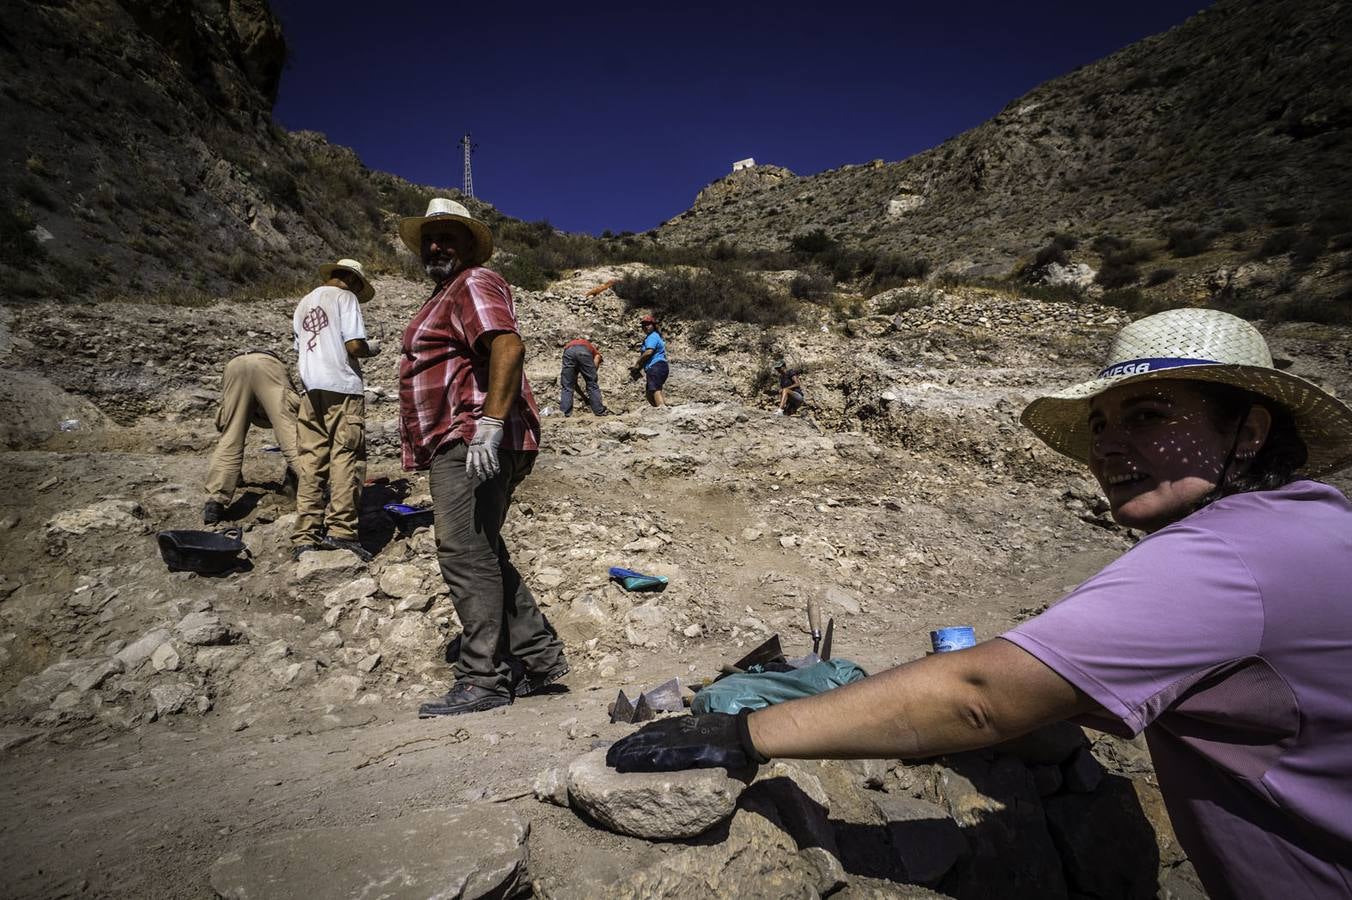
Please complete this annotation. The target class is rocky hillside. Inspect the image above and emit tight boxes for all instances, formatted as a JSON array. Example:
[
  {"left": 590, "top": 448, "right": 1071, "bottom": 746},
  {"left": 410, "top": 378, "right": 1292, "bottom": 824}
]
[
  {"left": 0, "top": 0, "right": 482, "bottom": 302},
  {"left": 659, "top": 0, "right": 1352, "bottom": 316}
]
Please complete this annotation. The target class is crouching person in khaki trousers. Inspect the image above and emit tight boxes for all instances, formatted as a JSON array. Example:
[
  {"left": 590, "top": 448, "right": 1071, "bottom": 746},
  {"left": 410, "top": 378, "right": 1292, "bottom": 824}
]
[
  {"left": 290, "top": 258, "right": 380, "bottom": 562},
  {"left": 203, "top": 351, "right": 301, "bottom": 524}
]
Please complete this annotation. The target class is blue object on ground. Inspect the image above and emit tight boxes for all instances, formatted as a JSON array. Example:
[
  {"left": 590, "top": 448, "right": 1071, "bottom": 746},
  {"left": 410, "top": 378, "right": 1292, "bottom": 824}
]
[
  {"left": 608, "top": 566, "right": 669, "bottom": 592},
  {"left": 930, "top": 626, "right": 977, "bottom": 652},
  {"left": 384, "top": 503, "right": 433, "bottom": 518},
  {"left": 691, "top": 659, "right": 868, "bottom": 715}
]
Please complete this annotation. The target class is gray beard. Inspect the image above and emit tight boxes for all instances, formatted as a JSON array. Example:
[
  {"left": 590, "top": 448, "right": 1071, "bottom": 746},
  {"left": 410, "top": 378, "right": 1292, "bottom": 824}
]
[{"left": 425, "top": 259, "right": 457, "bottom": 283}]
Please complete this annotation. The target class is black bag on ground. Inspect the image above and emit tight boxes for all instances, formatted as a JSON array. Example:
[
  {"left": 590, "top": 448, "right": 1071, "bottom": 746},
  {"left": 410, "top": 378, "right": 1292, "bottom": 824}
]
[{"left": 156, "top": 528, "right": 250, "bottom": 574}]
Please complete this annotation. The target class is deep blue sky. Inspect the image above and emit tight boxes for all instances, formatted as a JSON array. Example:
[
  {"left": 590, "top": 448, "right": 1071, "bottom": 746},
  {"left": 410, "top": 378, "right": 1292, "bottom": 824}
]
[{"left": 269, "top": 1, "right": 1208, "bottom": 235}]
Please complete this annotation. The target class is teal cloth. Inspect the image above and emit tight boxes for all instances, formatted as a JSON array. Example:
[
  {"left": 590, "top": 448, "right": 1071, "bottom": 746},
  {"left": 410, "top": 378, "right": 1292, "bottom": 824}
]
[{"left": 691, "top": 659, "right": 868, "bottom": 715}]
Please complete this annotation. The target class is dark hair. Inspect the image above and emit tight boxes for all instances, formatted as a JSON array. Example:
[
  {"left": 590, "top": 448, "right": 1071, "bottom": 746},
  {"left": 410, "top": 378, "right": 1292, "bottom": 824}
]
[{"left": 1193, "top": 382, "right": 1307, "bottom": 508}]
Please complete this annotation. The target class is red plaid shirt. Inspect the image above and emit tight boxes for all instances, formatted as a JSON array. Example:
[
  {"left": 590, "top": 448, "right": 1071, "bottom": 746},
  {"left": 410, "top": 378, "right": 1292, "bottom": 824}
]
[{"left": 398, "top": 267, "right": 540, "bottom": 471}]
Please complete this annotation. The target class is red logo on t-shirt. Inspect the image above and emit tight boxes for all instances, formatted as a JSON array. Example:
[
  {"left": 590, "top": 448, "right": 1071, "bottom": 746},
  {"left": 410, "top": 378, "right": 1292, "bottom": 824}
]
[{"left": 301, "top": 306, "right": 330, "bottom": 352}]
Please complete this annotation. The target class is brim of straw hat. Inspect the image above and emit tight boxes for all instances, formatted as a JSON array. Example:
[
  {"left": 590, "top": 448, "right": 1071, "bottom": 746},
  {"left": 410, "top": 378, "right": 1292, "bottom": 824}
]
[
  {"left": 318, "top": 263, "right": 375, "bottom": 303},
  {"left": 397, "top": 213, "right": 494, "bottom": 266},
  {"left": 1021, "top": 363, "right": 1352, "bottom": 477}
]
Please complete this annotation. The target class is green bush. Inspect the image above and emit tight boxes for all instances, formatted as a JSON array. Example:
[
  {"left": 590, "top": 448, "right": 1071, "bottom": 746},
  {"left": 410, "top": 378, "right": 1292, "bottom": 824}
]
[
  {"left": 1009, "top": 282, "right": 1084, "bottom": 304},
  {"left": 1100, "top": 288, "right": 1169, "bottom": 314},
  {"left": 1166, "top": 226, "right": 1214, "bottom": 257},
  {"left": 492, "top": 253, "right": 549, "bottom": 291},
  {"left": 1220, "top": 216, "right": 1248, "bottom": 234},
  {"left": 16, "top": 177, "right": 58, "bottom": 211},
  {"left": 1265, "top": 207, "right": 1302, "bottom": 228},
  {"left": 1257, "top": 229, "right": 1301, "bottom": 258},
  {"left": 1146, "top": 268, "right": 1178, "bottom": 286},
  {"left": 1291, "top": 234, "right": 1327, "bottom": 269},
  {"left": 790, "top": 229, "right": 838, "bottom": 254},
  {"left": 615, "top": 266, "right": 796, "bottom": 326},
  {"left": 1096, "top": 258, "right": 1140, "bottom": 288},
  {"left": 0, "top": 206, "right": 46, "bottom": 269},
  {"left": 789, "top": 271, "right": 833, "bottom": 302},
  {"left": 1275, "top": 294, "right": 1352, "bottom": 325}
]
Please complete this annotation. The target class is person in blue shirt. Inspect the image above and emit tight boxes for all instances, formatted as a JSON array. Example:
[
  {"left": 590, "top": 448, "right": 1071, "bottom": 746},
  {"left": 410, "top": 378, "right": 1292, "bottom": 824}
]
[{"left": 628, "top": 314, "right": 668, "bottom": 407}]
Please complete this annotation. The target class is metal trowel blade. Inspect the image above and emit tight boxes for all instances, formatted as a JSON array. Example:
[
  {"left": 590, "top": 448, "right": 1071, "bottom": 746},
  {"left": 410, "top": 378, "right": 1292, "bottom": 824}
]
[
  {"left": 641, "top": 678, "right": 684, "bottom": 713},
  {"left": 609, "top": 690, "right": 635, "bottom": 724}
]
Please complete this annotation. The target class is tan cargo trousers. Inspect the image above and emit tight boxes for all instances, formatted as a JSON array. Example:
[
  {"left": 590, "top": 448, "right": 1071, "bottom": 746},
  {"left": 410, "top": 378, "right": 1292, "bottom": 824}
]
[
  {"left": 206, "top": 353, "right": 300, "bottom": 504},
  {"left": 293, "top": 389, "right": 365, "bottom": 545}
]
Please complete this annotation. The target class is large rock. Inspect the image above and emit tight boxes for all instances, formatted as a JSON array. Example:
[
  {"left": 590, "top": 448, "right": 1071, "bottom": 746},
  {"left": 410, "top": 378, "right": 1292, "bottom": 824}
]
[
  {"left": 149, "top": 682, "right": 194, "bottom": 718},
  {"left": 1043, "top": 775, "right": 1162, "bottom": 900},
  {"left": 210, "top": 807, "right": 529, "bottom": 899},
  {"left": 9, "top": 660, "right": 92, "bottom": 712},
  {"left": 176, "top": 611, "right": 229, "bottom": 646},
  {"left": 566, "top": 748, "right": 745, "bottom": 839},
  {"left": 378, "top": 563, "right": 429, "bottom": 599},
  {"left": 322, "top": 577, "right": 378, "bottom": 608},
  {"left": 291, "top": 551, "right": 366, "bottom": 589},
  {"left": 873, "top": 795, "right": 968, "bottom": 885},
  {"left": 604, "top": 802, "right": 865, "bottom": 900},
  {"left": 45, "top": 500, "right": 145, "bottom": 536},
  {"left": 929, "top": 754, "right": 1068, "bottom": 898},
  {"left": 69, "top": 658, "right": 124, "bottom": 693},
  {"left": 115, "top": 628, "right": 171, "bottom": 668}
]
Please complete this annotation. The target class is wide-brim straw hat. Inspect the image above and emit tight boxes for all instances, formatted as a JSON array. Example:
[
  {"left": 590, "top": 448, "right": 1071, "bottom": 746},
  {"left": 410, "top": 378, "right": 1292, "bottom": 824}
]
[
  {"left": 1021, "top": 307, "right": 1352, "bottom": 477},
  {"left": 398, "top": 198, "right": 494, "bottom": 266},
  {"left": 317, "top": 258, "right": 375, "bottom": 303}
]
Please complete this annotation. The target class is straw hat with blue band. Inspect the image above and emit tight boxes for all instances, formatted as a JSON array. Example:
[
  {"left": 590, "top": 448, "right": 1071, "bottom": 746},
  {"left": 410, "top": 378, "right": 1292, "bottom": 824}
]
[
  {"left": 397, "top": 198, "right": 494, "bottom": 267},
  {"left": 1020, "top": 308, "right": 1352, "bottom": 477}
]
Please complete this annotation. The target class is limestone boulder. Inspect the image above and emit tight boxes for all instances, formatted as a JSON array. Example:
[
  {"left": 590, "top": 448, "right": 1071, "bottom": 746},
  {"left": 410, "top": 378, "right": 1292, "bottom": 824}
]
[{"left": 566, "top": 748, "right": 744, "bottom": 839}]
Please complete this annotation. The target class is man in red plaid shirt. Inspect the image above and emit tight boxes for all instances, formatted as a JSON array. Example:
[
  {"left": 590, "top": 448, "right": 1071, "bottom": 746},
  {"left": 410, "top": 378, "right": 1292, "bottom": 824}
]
[{"left": 398, "top": 198, "right": 568, "bottom": 717}]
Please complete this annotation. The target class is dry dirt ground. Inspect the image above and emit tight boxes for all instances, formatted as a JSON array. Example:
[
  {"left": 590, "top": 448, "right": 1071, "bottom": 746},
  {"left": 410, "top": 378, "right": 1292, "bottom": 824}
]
[{"left": 1, "top": 270, "right": 1349, "bottom": 898}]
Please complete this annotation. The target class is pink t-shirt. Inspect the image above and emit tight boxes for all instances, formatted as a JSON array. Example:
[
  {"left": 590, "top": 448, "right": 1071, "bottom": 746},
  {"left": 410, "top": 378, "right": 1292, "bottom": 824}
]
[{"left": 1004, "top": 481, "right": 1352, "bottom": 899}]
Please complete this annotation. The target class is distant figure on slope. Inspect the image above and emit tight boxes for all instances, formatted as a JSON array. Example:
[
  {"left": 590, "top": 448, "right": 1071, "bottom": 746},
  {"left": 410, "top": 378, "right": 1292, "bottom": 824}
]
[
  {"left": 397, "top": 198, "right": 568, "bottom": 718},
  {"left": 628, "top": 314, "right": 668, "bottom": 407},
  {"left": 290, "top": 258, "right": 379, "bottom": 562},
  {"left": 203, "top": 351, "right": 300, "bottom": 525},
  {"left": 772, "top": 359, "right": 803, "bottom": 416},
  {"left": 559, "top": 337, "right": 609, "bottom": 417}
]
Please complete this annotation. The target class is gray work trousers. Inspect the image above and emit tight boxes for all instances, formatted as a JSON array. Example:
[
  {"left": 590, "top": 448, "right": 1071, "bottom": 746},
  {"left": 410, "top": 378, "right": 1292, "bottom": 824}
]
[
  {"left": 559, "top": 344, "right": 605, "bottom": 416},
  {"left": 429, "top": 442, "right": 565, "bottom": 694}
]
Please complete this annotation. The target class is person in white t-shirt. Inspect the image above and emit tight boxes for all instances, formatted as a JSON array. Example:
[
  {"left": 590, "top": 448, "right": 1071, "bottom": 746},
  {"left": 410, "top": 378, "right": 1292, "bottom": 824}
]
[{"left": 290, "top": 258, "right": 380, "bottom": 561}]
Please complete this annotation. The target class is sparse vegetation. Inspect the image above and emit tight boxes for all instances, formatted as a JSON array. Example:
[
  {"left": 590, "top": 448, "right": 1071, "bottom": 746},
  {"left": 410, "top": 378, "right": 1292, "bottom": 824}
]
[
  {"left": 1146, "top": 268, "right": 1178, "bottom": 286},
  {"left": 789, "top": 271, "right": 833, "bottom": 302},
  {"left": 0, "top": 206, "right": 47, "bottom": 269},
  {"left": 1165, "top": 225, "right": 1214, "bottom": 257},
  {"left": 1256, "top": 229, "right": 1301, "bottom": 259},
  {"left": 614, "top": 265, "right": 796, "bottom": 326}
]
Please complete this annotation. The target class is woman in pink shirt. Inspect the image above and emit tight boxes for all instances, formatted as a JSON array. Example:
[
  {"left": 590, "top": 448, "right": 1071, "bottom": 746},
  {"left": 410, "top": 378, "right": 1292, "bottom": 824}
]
[{"left": 609, "top": 309, "right": 1352, "bottom": 898}]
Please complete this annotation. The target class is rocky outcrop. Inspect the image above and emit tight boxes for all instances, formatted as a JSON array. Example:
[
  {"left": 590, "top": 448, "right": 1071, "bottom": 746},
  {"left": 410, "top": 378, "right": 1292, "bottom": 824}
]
[{"left": 659, "top": 0, "right": 1352, "bottom": 310}]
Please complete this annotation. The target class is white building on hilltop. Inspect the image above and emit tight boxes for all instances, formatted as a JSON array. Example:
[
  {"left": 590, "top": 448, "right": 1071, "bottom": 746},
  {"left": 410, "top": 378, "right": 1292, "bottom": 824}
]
[{"left": 732, "top": 158, "right": 756, "bottom": 172}]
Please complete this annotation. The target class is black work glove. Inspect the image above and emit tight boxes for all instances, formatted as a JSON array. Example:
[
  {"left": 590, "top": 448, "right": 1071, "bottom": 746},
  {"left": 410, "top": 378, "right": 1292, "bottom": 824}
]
[{"left": 606, "top": 710, "right": 769, "bottom": 773}]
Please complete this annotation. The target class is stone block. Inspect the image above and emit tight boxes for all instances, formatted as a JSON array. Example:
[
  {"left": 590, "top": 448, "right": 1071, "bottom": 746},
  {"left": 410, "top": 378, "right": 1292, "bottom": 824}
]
[{"left": 566, "top": 748, "right": 744, "bottom": 839}]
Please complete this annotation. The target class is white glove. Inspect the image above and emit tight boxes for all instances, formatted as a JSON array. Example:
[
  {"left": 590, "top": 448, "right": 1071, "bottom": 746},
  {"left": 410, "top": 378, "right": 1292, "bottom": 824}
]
[
  {"left": 466, "top": 416, "right": 505, "bottom": 482},
  {"left": 364, "top": 339, "right": 382, "bottom": 357}
]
